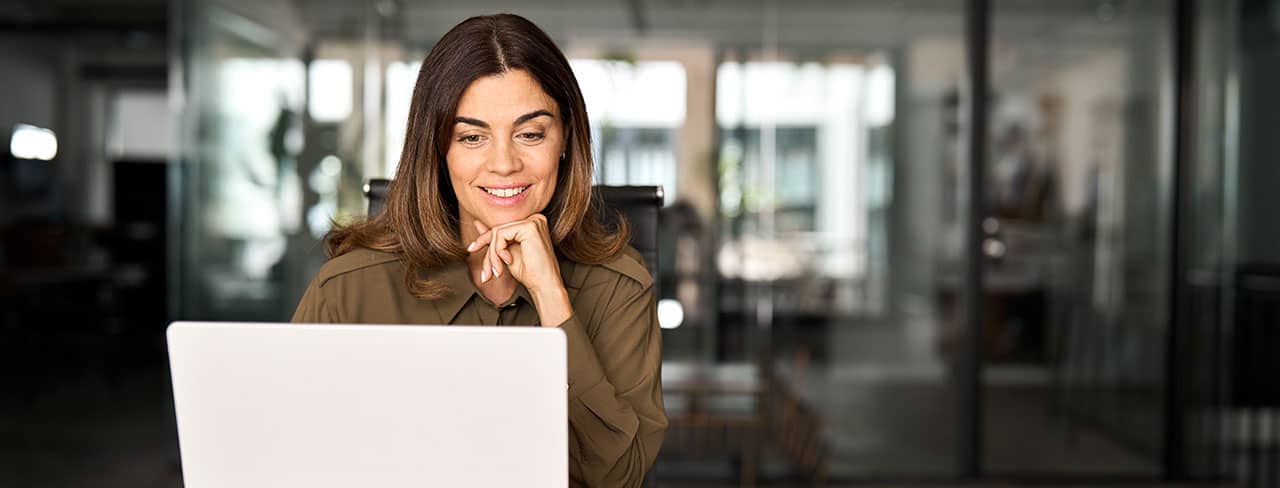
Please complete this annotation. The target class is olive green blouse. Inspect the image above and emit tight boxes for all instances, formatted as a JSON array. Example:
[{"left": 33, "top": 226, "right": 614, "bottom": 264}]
[{"left": 290, "top": 246, "right": 667, "bottom": 487}]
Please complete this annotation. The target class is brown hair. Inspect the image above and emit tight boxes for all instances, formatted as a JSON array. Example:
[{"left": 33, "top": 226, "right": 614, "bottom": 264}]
[{"left": 325, "top": 13, "right": 629, "bottom": 300}]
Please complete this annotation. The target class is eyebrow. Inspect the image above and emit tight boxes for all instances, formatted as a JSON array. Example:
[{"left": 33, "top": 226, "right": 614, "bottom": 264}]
[{"left": 454, "top": 110, "right": 554, "bottom": 129}]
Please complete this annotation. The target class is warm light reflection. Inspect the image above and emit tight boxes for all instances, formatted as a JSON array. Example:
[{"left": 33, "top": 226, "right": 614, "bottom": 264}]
[
  {"left": 657, "top": 299, "right": 684, "bottom": 329},
  {"left": 10, "top": 124, "right": 57, "bottom": 161}
]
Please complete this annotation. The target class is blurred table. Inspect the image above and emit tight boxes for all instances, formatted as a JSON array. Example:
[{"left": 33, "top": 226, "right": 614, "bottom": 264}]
[{"left": 660, "top": 361, "right": 762, "bottom": 485}]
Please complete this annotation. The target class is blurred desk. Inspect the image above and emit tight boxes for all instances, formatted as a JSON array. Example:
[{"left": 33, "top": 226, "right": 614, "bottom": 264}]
[
  {"left": 659, "top": 360, "right": 828, "bottom": 486},
  {"left": 661, "top": 361, "right": 762, "bottom": 424},
  {"left": 660, "top": 361, "right": 762, "bottom": 485},
  {"left": 662, "top": 362, "right": 759, "bottom": 394}
]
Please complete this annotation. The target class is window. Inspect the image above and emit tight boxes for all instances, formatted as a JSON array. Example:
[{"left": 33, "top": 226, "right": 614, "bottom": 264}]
[{"left": 571, "top": 59, "right": 686, "bottom": 204}]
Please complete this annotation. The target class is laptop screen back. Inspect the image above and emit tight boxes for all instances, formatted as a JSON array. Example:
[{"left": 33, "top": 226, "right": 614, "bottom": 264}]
[{"left": 167, "top": 322, "right": 568, "bottom": 487}]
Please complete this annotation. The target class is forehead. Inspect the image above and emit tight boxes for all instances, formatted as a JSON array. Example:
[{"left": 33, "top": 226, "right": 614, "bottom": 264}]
[{"left": 454, "top": 69, "right": 558, "bottom": 121}]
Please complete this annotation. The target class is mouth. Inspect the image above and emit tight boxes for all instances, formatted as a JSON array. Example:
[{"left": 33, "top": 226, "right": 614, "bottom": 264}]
[
  {"left": 478, "top": 184, "right": 532, "bottom": 207},
  {"left": 480, "top": 185, "right": 529, "bottom": 198}
]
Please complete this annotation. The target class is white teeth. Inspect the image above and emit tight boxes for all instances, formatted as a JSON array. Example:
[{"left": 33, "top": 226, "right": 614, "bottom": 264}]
[{"left": 484, "top": 186, "right": 527, "bottom": 198}]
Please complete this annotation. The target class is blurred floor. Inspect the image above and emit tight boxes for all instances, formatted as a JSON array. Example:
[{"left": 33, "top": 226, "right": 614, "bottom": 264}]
[{"left": 814, "top": 320, "right": 1158, "bottom": 476}]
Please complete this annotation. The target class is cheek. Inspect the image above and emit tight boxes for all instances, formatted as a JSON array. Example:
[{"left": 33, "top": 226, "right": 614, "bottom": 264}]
[
  {"left": 444, "top": 158, "right": 477, "bottom": 208},
  {"left": 530, "top": 151, "right": 560, "bottom": 188},
  {"left": 445, "top": 150, "right": 476, "bottom": 183}
]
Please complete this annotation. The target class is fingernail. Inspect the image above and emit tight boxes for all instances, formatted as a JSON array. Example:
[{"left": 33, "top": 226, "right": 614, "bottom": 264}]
[
  {"left": 501, "top": 254, "right": 511, "bottom": 264},
  {"left": 493, "top": 266, "right": 500, "bottom": 278},
  {"left": 481, "top": 269, "right": 489, "bottom": 283},
  {"left": 466, "top": 241, "right": 475, "bottom": 251}
]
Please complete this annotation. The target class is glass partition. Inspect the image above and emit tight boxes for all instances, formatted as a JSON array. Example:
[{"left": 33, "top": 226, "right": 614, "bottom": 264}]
[
  {"left": 981, "top": 0, "right": 1173, "bottom": 475},
  {"left": 173, "top": 3, "right": 311, "bottom": 321}
]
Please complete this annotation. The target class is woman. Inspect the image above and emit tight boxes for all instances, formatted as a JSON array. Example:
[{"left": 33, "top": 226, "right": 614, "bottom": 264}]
[{"left": 291, "top": 13, "right": 666, "bottom": 488}]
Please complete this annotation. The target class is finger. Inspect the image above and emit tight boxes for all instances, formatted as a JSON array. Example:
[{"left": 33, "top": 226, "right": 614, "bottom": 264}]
[
  {"left": 468, "top": 231, "right": 493, "bottom": 253},
  {"left": 486, "top": 224, "right": 506, "bottom": 278},
  {"left": 499, "top": 220, "right": 540, "bottom": 268},
  {"left": 513, "top": 217, "right": 550, "bottom": 250},
  {"left": 477, "top": 222, "right": 496, "bottom": 283},
  {"left": 487, "top": 218, "right": 547, "bottom": 280},
  {"left": 480, "top": 240, "right": 492, "bottom": 283},
  {"left": 467, "top": 220, "right": 493, "bottom": 253},
  {"left": 486, "top": 235, "right": 496, "bottom": 279},
  {"left": 484, "top": 250, "right": 496, "bottom": 282},
  {"left": 499, "top": 222, "right": 531, "bottom": 276},
  {"left": 539, "top": 215, "right": 555, "bottom": 247},
  {"left": 491, "top": 227, "right": 512, "bottom": 266},
  {"left": 488, "top": 232, "right": 505, "bottom": 278},
  {"left": 506, "top": 243, "right": 522, "bottom": 269},
  {"left": 534, "top": 213, "right": 550, "bottom": 235}
]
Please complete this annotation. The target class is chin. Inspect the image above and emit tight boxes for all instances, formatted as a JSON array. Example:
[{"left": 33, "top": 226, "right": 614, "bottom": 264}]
[
  {"left": 473, "top": 198, "right": 551, "bottom": 227},
  {"left": 481, "top": 210, "right": 534, "bottom": 227}
]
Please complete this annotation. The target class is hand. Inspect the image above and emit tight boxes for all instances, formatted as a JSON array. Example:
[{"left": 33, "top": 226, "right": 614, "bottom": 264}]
[
  {"left": 468, "top": 214, "right": 559, "bottom": 292},
  {"left": 467, "top": 214, "right": 573, "bottom": 326}
]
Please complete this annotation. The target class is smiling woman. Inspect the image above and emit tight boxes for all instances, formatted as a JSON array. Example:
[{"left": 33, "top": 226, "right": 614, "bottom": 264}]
[
  {"left": 290, "top": 13, "right": 666, "bottom": 488},
  {"left": 320, "top": 14, "right": 627, "bottom": 302}
]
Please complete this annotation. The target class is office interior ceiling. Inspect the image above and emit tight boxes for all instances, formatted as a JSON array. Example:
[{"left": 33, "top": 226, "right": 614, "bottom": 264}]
[{"left": 291, "top": 0, "right": 1139, "bottom": 49}]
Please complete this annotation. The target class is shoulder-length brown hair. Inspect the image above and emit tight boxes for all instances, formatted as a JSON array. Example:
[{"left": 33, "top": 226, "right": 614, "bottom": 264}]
[{"left": 326, "top": 13, "right": 628, "bottom": 300}]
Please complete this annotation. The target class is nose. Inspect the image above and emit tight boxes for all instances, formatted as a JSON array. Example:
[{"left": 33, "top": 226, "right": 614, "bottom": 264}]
[{"left": 486, "top": 137, "right": 522, "bottom": 176}]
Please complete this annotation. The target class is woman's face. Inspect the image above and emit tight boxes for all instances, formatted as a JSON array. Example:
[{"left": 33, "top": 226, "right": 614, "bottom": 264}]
[{"left": 446, "top": 69, "right": 565, "bottom": 232}]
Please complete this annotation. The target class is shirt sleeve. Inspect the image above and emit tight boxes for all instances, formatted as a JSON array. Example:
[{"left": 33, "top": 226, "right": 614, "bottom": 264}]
[
  {"left": 555, "top": 275, "right": 667, "bottom": 488},
  {"left": 290, "top": 276, "right": 339, "bottom": 323}
]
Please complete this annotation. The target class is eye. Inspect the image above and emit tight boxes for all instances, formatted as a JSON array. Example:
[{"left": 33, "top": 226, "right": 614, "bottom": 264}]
[
  {"left": 457, "top": 134, "right": 486, "bottom": 146},
  {"left": 517, "top": 132, "right": 545, "bottom": 142}
]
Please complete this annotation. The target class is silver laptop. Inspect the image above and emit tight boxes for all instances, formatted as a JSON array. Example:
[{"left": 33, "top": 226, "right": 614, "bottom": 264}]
[{"left": 167, "top": 322, "right": 568, "bottom": 487}]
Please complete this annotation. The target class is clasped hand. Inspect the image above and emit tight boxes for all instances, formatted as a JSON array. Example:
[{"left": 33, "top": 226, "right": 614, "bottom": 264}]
[{"left": 466, "top": 214, "right": 573, "bottom": 326}]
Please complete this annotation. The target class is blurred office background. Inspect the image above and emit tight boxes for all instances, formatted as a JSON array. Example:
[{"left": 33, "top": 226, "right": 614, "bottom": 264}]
[{"left": 1, "top": 0, "right": 1277, "bottom": 486}]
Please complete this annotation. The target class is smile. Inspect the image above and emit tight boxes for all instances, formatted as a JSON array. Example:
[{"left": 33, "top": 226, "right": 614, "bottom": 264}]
[{"left": 482, "top": 186, "right": 529, "bottom": 198}]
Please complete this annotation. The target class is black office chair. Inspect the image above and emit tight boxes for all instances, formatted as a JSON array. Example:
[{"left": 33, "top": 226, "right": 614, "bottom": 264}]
[{"left": 364, "top": 178, "right": 661, "bottom": 287}]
